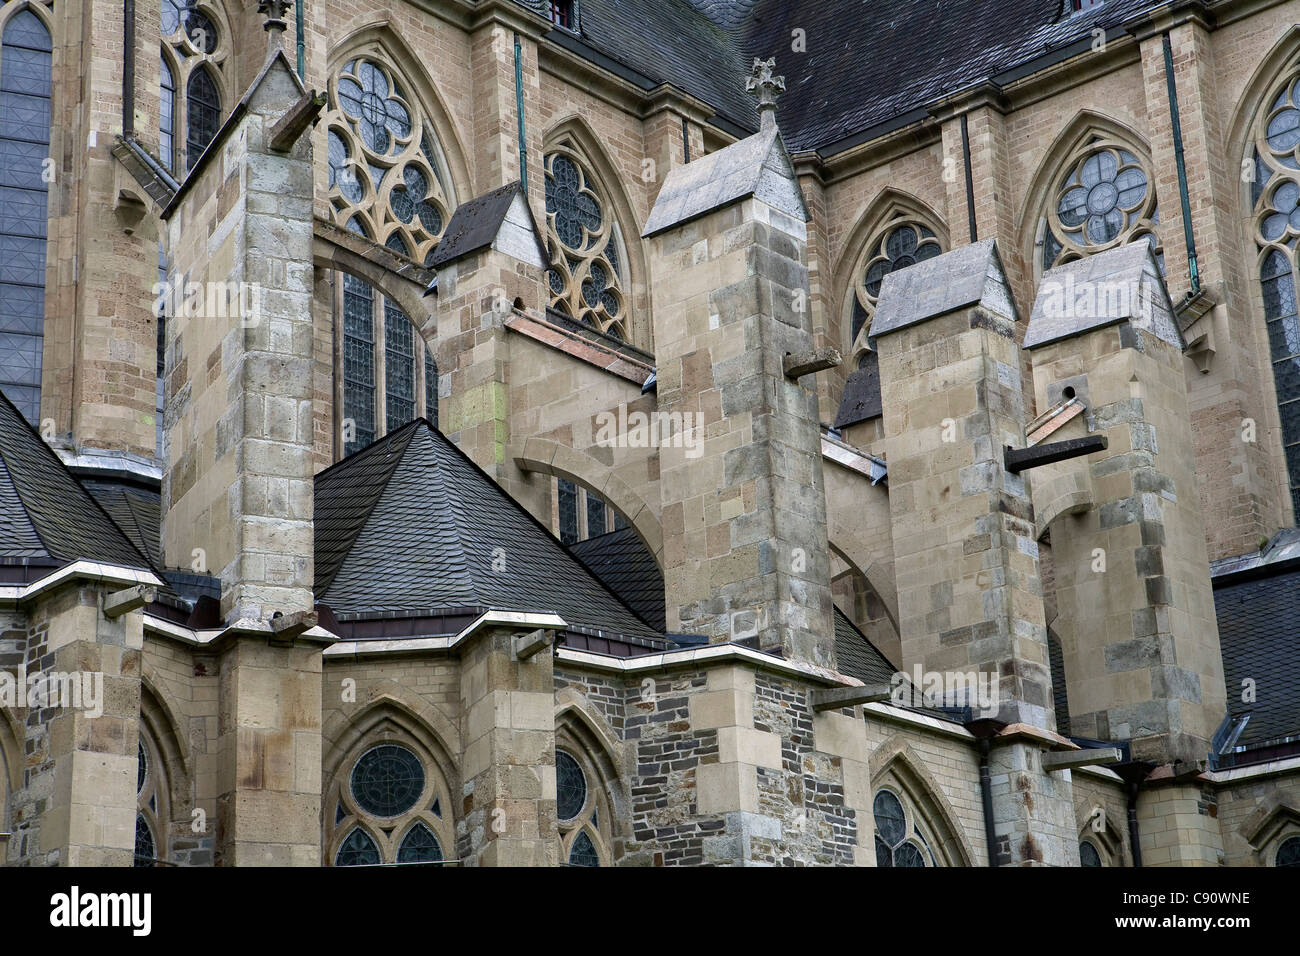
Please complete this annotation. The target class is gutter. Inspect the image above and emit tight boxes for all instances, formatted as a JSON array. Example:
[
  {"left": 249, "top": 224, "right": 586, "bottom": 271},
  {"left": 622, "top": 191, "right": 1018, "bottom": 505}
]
[
  {"left": 514, "top": 33, "right": 529, "bottom": 199},
  {"left": 0, "top": 561, "right": 163, "bottom": 605}
]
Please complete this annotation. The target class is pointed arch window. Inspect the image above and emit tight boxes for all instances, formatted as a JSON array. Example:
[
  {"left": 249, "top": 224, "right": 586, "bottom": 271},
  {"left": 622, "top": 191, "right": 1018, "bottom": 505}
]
[
  {"left": 135, "top": 731, "right": 168, "bottom": 866},
  {"left": 1038, "top": 136, "right": 1161, "bottom": 276},
  {"left": 160, "top": 2, "right": 228, "bottom": 173},
  {"left": 337, "top": 274, "right": 437, "bottom": 458},
  {"left": 324, "top": 57, "right": 453, "bottom": 265},
  {"left": 327, "top": 738, "right": 453, "bottom": 866},
  {"left": 847, "top": 219, "right": 943, "bottom": 353},
  {"left": 544, "top": 143, "right": 628, "bottom": 340},
  {"left": 0, "top": 5, "right": 52, "bottom": 423},
  {"left": 1249, "top": 69, "right": 1300, "bottom": 519},
  {"left": 555, "top": 747, "right": 610, "bottom": 866}
]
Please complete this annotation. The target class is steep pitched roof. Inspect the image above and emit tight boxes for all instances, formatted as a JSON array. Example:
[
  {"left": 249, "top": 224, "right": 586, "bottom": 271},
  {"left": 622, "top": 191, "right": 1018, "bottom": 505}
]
[
  {"left": 0, "top": 390, "right": 154, "bottom": 573},
  {"left": 427, "top": 181, "right": 547, "bottom": 269},
  {"left": 83, "top": 481, "right": 163, "bottom": 569},
  {"left": 314, "top": 419, "right": 662, "bottom": 640},
  {"left": 1214, "top": 566, "right": 1300, "bottom": 753},
  {"left": 568, "top": 526, "right": 666, "bottom": 631},
  {"left": 517, "top": 0, "right": 1162, "bottom": 154},
  {"left": 832, "top": 607, "right": 898, "bottom": 686}
]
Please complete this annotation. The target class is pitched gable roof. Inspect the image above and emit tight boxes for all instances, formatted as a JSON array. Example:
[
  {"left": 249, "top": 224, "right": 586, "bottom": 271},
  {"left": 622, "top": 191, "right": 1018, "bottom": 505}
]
[
  {"left": 0, "top": 390, "right": 154, "bottom": 573},
  {"left": 314, "top": 420, "right": 662, "bottom": 641}
]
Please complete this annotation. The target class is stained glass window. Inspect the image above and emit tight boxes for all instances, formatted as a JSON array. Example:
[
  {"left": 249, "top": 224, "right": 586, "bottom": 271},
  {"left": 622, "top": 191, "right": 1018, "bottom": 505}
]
[
  {"left": 326, "top": 58, "right": 451, "bottom": 263},
  {"left": 556, "top": 749, "right": 587, "bottom": 821},
  {"left": 544, "top": 146, "right": 628, "bottom": 339},
  {"left": 384, "top": 300, "right": 415, "bottom": 428},
  {"left": 1253, "top": 70, "right": 1300, "bottom": 520},
  {"left": 185, "top": 67, "right": 221, "bottom": 170},
  {"left": 1042, "top": 139, "right": 1161, "bottom": 274},
  {"left": 350, "top": 744, "right": 425, "bottom": 818},
  {"left": 1278, "top": 836, "right": 1300, "bottom": 867},
  {"left": 425, "top": 350, "right": 438, "bottom": 428},
  {"left": 849, "top": 220, "right": 943, "bottom": 351},
  {"left": 586, "top": 491, "right": 606, "bottom": 537},
  {"left": 342, "top": 274, "right": 376, "bottom": 455},
  {"left": 557, "top": 478, "right": 578, "bottom": 545},
  {"left": 873, "top": 789, "right": 926, "bottom": 867},
  {"left": 134, "top": 814, "right": 155, "bottom": 866},
  {"left": 335, "top": 827, "right": 381, "bottom": 866},
  {"left": 1080, "top": 840, "right": 1102, "bottom": 867},
  {"left": 138, "top": 740, "right": 148, "bottom": 794},
  {"left": 396, "top": 822, "right": 443, "bottom": 864},
  {"left": 569, "top": 830, "right": 600, "bottom": 866},
  {"left": 160, "top": 56, "right": 176, "bottom": 172},
  {"left": 0, "top": 9, "right": 51, "bottom": 423}
]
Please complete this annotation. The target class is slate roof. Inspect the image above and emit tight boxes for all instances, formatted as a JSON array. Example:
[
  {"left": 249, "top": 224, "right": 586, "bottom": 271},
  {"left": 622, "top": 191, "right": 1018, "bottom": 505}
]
[
  {"left": 83, "top": 480, "right": 163, "bottom": 569},
  {"left": 833, "top": 350, "right": 882, "bottom": 429},
  {"left": 517, "top": 0, "right": 1163, "bottom": 154},
  {"left": 0, "top": 389, "right": 154, "bottom": 574},
  {"left": 833, "top": 607, "right": 898, "bottom": 686},
  {"left": 1213, "top": 565, "right": 1300, "bottom": 753},
  {"left": 568, "top": 526, "right": 666, "bottom": 631},
  {"left": 314, "top": 419, "right": 662, "bottom": 641}
]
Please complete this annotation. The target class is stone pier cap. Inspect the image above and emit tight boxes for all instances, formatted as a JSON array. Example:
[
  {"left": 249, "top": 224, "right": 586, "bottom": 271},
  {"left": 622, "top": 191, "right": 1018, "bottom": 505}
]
[
  {"left": 870, "top": 238, "right": 1019, "bottom": 337},
  {"left": 1023, "top": 242, "right": 1184, "bottom": 350}
]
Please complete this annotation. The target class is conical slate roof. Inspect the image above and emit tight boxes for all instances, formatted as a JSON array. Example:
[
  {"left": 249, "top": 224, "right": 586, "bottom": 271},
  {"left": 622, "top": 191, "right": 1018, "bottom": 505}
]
[
  {"left": 314, "top": 419, "right": 661, "bottom": 641},
  {"left": 0, "top": 389, "right": 154, "bottom": 573}
]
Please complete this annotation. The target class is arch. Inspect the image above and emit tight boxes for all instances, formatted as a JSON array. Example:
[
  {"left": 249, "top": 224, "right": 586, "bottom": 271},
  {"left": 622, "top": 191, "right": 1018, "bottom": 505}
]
[
  {"left": 1017, "top": 110, "right": 1159, "bottom": 280},
  {"left": 326, "top": 21, "right": 471, "bottom": 209},
  {"left": 1075, "top": 799, "right": 1125, "bottom": 865},
  {"left": 0, "top": 703, "right": 21, "bottom": 835},
  {"left": 321, "top": 683, "right": 460, "bottom": 791},
  {"left": 832, "top": 188, "right": 950, "bottom": 361},
  {"left": 554, "top": 697, "right": 623, "bottom": 865},
  {"left": 869, "top": 736, "right": 977, "bottom": 867},
  {"left": 312, "top": 236, "right": 431, "bottom": 334},
  {"left": 542, "top": 114, "right": 651, "bottom": 348},
  {"left": 138, "top": 670, "right": 193, "bottom": 803},
  {"left": 509, "top": 436, "right": 662, "bottom": 563},
  {"left": 1226, "top": 26, "right": 1300, "bottom": 184},
  {"left": 555, "top": 689, "right": 625, "bottom": 781}
]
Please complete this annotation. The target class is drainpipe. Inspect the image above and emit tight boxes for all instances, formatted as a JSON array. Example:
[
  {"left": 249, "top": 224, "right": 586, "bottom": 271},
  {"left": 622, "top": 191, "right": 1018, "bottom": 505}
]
[
  {"left": 967, "top": 718, "right": 1004, "bottom": 867},
  {"left": 295, "top": 0, "right": 305, "bottom": 80},
  {"left": 1161, "top": 32, "right": 1200, "bottom": 296},
  {"left": 514, "top": 33, "right": 528, "bottom": 199},
  {"left": 960, "top": 113, "right": 977, "bottom": 243},
  {"left": 1125, "top": 779, "right": 1143, "bottom": 867},
  {"left": 123, "top": 0, "right": 135, "bottom": 137}
]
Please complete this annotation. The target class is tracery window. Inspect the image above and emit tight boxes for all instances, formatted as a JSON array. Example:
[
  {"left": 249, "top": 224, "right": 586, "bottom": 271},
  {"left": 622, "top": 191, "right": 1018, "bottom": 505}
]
[
  {"left": 160, "top": 1, "right": 228, "bottom": 173},
  {"left": 0, "top": 4, "right": 52, "bottom": 423},
  {"left": 1039, "top": 136, "right": 1162, "bottom": 275},
  {"left": 324, "top": 57, "right": 453, "bottom": 266},
  {"left": 872, "top": 788, "right": 934, "bottom": 867},
  {"left": 1277, "top": 835, "right": 1300, "bottom": 867},
  {"left": 555, "top": 748, "right": 610, "bottom": 866},
  {"left": 847, "top": 219, "right": 943, "bottom": 352},
  {"left": 1249, "top": 69, "right": 1300, "bottom": 520},
  {"left": 544, "top": 143, "right": 629, "bottom": 340},
  {"left": 327, "top": 740, "right": 452, "bottom": 866},
  {"left": 135, "top": 732, "right": 167, "bottom": 866},
  {"left": 337, "top": 275, "right": 437, "bottom": 458}
]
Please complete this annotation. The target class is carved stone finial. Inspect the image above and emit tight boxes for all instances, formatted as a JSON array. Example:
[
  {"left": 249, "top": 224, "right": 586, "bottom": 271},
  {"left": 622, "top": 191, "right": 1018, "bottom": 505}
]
[
  {"left": 259, "top": 0, "right": 291, "bottom": 35},
  {"left": 746, "top": 57, "right": 785, "bottom": 131}
]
